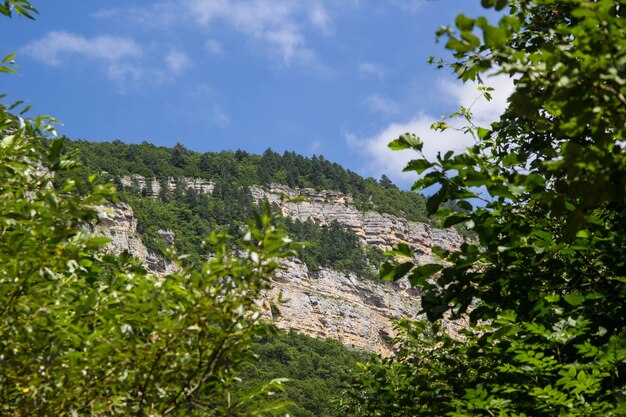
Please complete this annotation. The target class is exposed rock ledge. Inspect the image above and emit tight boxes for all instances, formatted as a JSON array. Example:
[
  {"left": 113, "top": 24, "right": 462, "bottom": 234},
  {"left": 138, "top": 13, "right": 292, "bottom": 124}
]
[
  {"left": 119, "top": 177, "right": 464, "bottom": 263},
  {"left": 249, "top": 183, "right": 463, "bottom": 264}
]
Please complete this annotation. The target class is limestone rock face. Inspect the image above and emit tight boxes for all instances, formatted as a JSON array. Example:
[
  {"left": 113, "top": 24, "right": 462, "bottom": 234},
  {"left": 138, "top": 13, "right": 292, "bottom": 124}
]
[
  {"left": 96, "top": 203, "right": 178, "bottom": 275},
  {"left": 260, "top": 259, "right": 424, "bottom": 356},
  {"left": 96, "top": 181, "right": 466, "bottom": 355},
  {"left": 119, "top": 176, "right": 214, "bottom": 197}
]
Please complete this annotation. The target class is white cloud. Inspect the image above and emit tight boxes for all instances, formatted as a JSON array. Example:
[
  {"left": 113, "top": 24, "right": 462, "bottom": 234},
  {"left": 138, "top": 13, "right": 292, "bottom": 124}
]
[
  {"left": 309, "top": 2, "right": 333, "bottom": 35},
  {"left": 347, "top": 73, "right": 515, "bottom": 185},
  {"left": 363, "top": 94, "right": 401, "bottom": 117},
  {"left": 346, "top": 115, "right": 470, "bottom": 184},
  {"left": 439, "top": 73, "right": 516, "bottom": 123},
  {"left": 95, "top": 0, "right": 335, "bottom": 67},
  {"left": 92, "top": 3, "right": 181, "bottom": 28},
  {"left": 187, "top": 0, "right": 321, "bottom": 65},
  {"left": 358, "top": 62, "right": 385, "bottom": 79},
  {"left": 22, "top": 31, "right": 143, "bottom": 85},
  {"left": 164, "top": 48, "right": 193, "bottom": 74},
  {"left": 23, "top": 31, "right": 142, "bottom": 66},
  {"left": 205, "top": 39, "right": 223, "bottom": 55}
]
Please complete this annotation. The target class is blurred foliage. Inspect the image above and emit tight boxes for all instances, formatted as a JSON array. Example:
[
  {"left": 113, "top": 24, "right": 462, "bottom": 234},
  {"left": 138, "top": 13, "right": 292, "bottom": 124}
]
[
  {"left": 345, "top": 0, "right": 626, "bottom": 416},
  {"left": 0, "top": 108, "right": 298, "bottom": 416}
]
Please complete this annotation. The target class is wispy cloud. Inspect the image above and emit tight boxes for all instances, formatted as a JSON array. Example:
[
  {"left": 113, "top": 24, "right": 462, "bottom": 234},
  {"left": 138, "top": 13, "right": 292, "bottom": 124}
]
[
  {"left": 187, "top": 0, "right": 330, "bottom": 66},
  {"left": 21, "top": 31, "right": 144, "bottom": 88},
  {"left": 309, "top": 2, "right": 334, "bottom": 35},
  {"left": 22, "top": 30, "right": 142, "bottom": 68},
  {"left": 358, "top": 62, "right": 385, "bottom": 79},
  {"left": 363, "top": 94, "right": 401, "bottom": 117},
  {"left": 347, "top": 73, "right": 515, "bottom": 185},
  {"left": 204, "top": 39, "right": 223, "bottom": 55},
  {"left": 164, "top": 48, "right": 193, "bottom": 74},
  {"left": 96, "top": 0, "right": 335, "bottom": 68},
  {"left": 22, "top": 31, "right": 197, "bottom": 88}
]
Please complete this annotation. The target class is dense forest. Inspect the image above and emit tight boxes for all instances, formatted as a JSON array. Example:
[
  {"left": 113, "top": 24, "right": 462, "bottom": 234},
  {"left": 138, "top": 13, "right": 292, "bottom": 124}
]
[{"left": 240, "top": 331, "right": 367, "bottom": 417}]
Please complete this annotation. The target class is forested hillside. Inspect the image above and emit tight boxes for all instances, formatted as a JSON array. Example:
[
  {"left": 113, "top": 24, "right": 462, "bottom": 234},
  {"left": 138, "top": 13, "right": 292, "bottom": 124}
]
[{"left": 57, "top": 139, "right": 443, "bottom": 278}]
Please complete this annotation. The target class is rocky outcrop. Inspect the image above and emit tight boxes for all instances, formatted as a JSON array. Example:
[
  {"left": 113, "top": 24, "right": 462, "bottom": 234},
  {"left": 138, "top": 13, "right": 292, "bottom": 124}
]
[
  {"left": 120, "top": 176, "right": 463, "bottom": 261},
  {"left": 261, "top": 259, "right": 424, "bottom": 356},
  {"left": 250, "top": 184, "right": 463, "bottom": 263},
  {"left": 96, "top": 204, "right": 179, "bottom": 275},
  {"left": 101, "top": 179, "right": 466, "bottom": 355},
  {"left": 119, "top": 176, "right": 214, "bottom": 197}
]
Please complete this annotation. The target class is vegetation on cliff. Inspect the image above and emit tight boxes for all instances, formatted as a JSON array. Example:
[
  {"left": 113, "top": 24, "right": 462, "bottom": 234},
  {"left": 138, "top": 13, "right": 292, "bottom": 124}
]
[{"left": 121, "top": 189, "right": 385, "bottom": 280}]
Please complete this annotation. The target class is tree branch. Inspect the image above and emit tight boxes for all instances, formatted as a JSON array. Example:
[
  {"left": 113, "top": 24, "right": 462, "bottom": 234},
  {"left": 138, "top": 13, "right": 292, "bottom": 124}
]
[{"left": 598, "top": 84, "right": 626, "bottom": 109}]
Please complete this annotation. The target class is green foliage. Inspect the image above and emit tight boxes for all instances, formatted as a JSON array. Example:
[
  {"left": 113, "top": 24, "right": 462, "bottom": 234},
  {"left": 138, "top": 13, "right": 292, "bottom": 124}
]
[
  {"left": 0, "top": 113, "right": 298, "bottom": 415},
  {"left": 343, "top": 320, "right": 488, "bottom": 417},
  {"left": 124, "top": 181, "right": 256, "bottom": 265},
  {"left": 345, "top": 0, "right": 626, "bottom": 416},
  {"left": 240, "top": 331, "right": 369, "bottom": 417},
  {"left": 0, "top": 0, "right": 37, "bottom": 19}
]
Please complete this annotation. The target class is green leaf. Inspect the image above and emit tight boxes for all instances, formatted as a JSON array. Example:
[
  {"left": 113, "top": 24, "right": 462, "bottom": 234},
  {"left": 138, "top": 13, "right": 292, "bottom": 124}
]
[
  {"left": 477, "top": 127, "right": 490, "bottom": 139},
  {"left": 455, "top": 14, "right": 475, "bottom": 31},
  {"left": 442, "top": 213, "right": 471, "bottom": 228},
  {"left": 407, "top": 264, "right": 443, "bottom": 286},
  {"left": 2, "top": 52, "right": 16, "bottom": 63},
  {"left": 47, "top": 137, "right": 65, "bottom": 164},
  {"left": 8, "top": 100, "right": 23, "bottom": 110},
  {"left": 482, "top": 25, "right": 507, "bottom": 48},
  {"left": 494, "top": 0, "right": 507, "bottom": 11},
  {"left": 385, "top": 242, "right": 413, "bottom": 258},
  {"left": 388, "top": 133, "right": 422, "bottom": 151},
  {"left": 426, "top": 183, "right": 450, "bottom": 215},
  {"left": 403, "top": 159, "right": 433, "bottom": 174},
  {"left": 563, "top": 293, "right": 585, "bottom": 307},
  {"left": 380, "top": 260, "right": 414, "bottom": 281}
]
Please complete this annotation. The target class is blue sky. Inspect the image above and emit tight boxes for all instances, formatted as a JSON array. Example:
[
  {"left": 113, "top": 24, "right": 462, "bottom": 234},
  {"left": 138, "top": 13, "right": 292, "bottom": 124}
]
[{"left": 0, "top": 0, "right": 512, "bottom": 186}]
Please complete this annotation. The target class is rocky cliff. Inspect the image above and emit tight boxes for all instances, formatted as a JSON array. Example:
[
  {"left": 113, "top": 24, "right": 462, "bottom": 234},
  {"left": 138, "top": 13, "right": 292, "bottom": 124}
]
[{"left": 104, "top": 178, "right": 465, "bottom": 355}]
